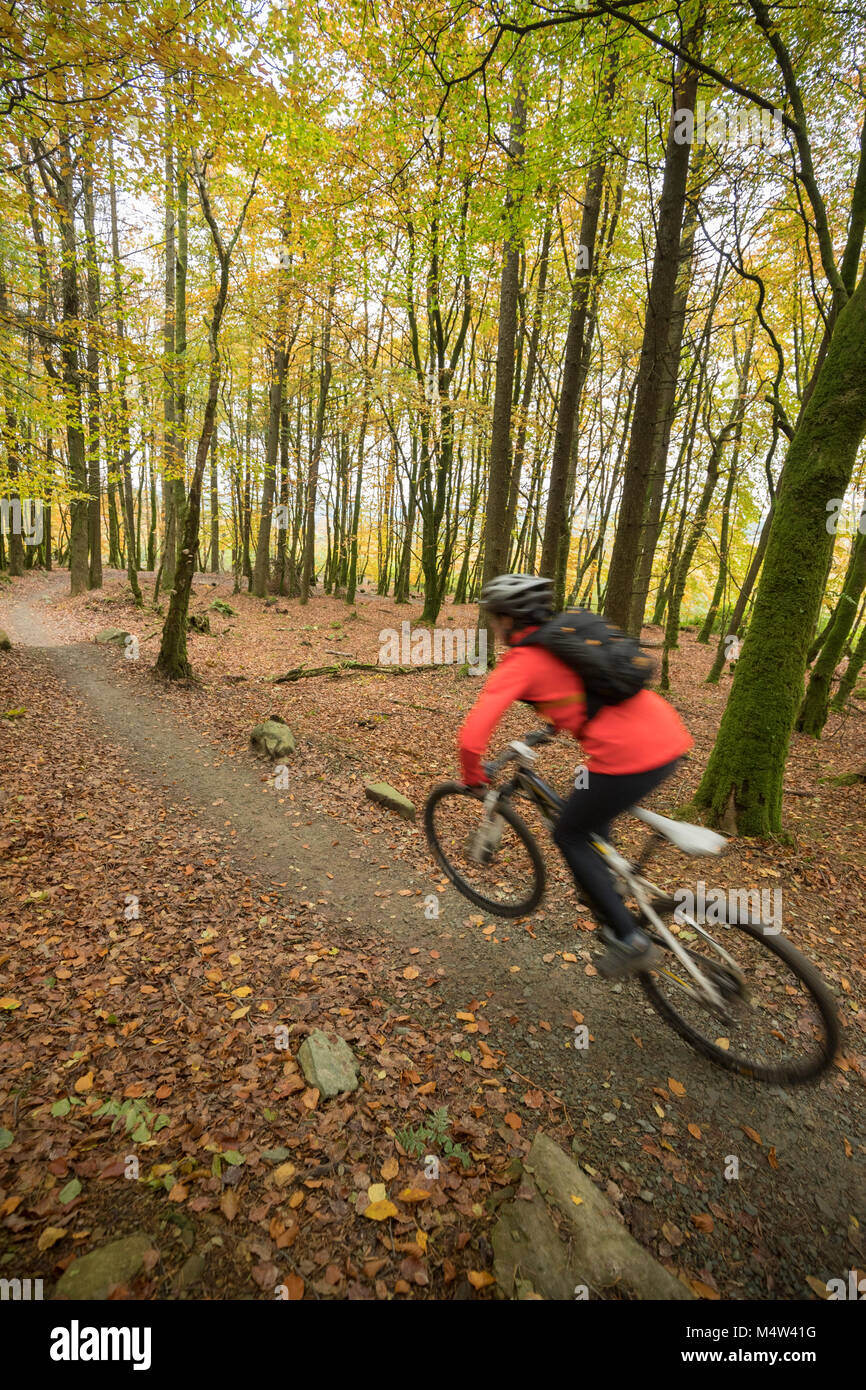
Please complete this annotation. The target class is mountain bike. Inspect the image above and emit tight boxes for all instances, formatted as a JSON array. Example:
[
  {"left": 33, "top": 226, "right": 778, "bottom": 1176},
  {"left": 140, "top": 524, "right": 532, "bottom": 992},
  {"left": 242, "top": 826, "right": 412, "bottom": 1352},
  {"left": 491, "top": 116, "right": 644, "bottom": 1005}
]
[{"left": 424, "top": 726, "right": 839, "bottom": 1084}]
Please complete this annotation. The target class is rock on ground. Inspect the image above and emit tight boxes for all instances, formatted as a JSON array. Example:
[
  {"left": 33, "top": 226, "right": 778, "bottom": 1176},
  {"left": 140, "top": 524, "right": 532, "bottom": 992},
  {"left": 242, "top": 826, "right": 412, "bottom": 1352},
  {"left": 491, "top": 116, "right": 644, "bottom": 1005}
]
[
  {"left": 250, "top": 715, "right": 295, "bottom": 759},
  {"left": 364, "top": 781, "right": 416, "bottom": 820},
  {"left": 93, "top": 627, "right": 130, "bottom": 646},
  {"left": 53, "top": 1232, "right": 153, "bottom": 1300},
  {"left": 493, "top": 1133, "right": 693, "bottom": 1301},
  {"left": 298, "top": 1029, "right": 359, "bottom": 1098}
]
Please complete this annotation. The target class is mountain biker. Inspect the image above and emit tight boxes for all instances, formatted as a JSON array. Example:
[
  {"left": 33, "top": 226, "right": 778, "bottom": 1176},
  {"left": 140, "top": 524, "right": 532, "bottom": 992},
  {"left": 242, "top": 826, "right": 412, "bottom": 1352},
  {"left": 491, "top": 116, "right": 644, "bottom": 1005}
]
[{"left": 458, "top": 573, "right": 694, "bottom": 978}]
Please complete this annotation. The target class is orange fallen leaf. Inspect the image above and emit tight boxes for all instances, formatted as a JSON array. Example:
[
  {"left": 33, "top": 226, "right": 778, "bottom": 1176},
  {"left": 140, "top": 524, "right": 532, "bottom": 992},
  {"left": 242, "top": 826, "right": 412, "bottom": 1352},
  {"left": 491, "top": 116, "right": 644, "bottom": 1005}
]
[
  {"left": 74, "top": 1071, "right": 94, "bottom": 1094},
  {"left": 741, "top": 1125, "right": 762, "bottom": 1145},
  {"left": 403, "top": 966, "right": 420, "bottom": 980},
  {"left": 363, "top": 1199, "right": 398, "bottom": 1221},
  {"left": 687, "top": 1124, "right": 702, "bottom": 1139},
  {"left": 398, "top": 1187, "right": 429, "bottom": 1204},
  {"left": 37, "top": 1226, "right": 67, "bottom": 1252},
  {"left": 805, "top": 1275, "right": 830, "bottom": 1300},
  {"left": 690, "top": 1278, "right": 720, "bottom": 1300},
  {"left": 167, "top": 1183, "right": 188, "bottom": 1202},
  {"left": 380, "top": 1157, "right": 399, "bottom": 1180},
  {"left": 668, "top": 1077, "right": 685, "bottom": 1096},
  {"left": 220, "top": 1189, "right": 239, "bottom": 1221},
  {"left": 284, "top": 1272, "right": 304, "bottom": 1300},
  {"left": 504, "top": 1112, "right": 522, "bottom": 1130},
  {"left": 467, "top": 1270, "right": 496, "bottom": 1290},
  {"left": 691, "top": 1213, "right": 714, "bottom": 1234}
]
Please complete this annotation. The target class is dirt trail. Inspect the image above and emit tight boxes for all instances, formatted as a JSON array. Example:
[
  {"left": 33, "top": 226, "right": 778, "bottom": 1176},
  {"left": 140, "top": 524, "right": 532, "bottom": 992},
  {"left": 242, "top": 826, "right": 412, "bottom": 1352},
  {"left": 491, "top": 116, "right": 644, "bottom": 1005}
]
[{"left": 2, "top": 570, "right": 861, "bottom": 1298}]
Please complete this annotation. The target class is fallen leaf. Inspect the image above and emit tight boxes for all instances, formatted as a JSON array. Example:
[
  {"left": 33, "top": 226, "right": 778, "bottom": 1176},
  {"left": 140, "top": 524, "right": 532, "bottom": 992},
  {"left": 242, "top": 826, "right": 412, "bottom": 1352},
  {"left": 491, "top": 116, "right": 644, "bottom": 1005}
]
[
  {"left": 38, "top": 1226, "right": 67, "bottom": 1252},
  {"left": 220, "top": 1189, "right": 240, "bottom": 1221},
  {"left": 363, "top": 1199, "right": 398, "bottom": 1221}
]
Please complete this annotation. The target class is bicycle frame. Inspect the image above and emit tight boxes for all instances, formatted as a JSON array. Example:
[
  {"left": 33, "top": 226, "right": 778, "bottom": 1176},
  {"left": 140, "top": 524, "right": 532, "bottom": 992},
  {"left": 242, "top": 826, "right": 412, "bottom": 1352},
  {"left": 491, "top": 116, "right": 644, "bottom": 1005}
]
[{"left": 482, "top": 748, "right": 736, "bottom": 1014}]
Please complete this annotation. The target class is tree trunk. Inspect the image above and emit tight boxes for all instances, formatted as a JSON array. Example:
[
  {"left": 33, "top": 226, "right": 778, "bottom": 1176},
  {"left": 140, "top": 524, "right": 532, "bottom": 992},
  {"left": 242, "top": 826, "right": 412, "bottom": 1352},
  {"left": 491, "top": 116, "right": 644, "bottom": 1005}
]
[
  {"left": 694, "top": 266, "right": 866, "bottom": 834},
  {"left": 797, "top": 530, "right": 866, "bottom": 734},
  {"left": 603, "top": 14, "right": 703, "bottom": 630}
]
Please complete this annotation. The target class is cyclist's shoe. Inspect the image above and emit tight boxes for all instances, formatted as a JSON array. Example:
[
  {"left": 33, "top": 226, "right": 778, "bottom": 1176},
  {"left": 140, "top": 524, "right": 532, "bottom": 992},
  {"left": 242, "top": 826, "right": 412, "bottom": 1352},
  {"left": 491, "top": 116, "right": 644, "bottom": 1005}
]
[{"left": 596, "top": 925, "right": 662, "bottom": 979}]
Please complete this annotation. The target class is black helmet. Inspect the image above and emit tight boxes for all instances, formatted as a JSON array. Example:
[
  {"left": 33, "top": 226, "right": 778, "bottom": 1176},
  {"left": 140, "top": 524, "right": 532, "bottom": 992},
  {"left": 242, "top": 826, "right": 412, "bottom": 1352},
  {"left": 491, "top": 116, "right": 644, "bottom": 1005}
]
[{"left": 479, "top": 573, "right": 554, "bottom": 626}]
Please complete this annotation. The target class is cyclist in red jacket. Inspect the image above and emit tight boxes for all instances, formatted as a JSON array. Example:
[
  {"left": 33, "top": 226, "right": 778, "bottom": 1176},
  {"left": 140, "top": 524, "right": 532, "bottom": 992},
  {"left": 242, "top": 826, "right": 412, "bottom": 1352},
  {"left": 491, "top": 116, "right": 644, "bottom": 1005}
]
[{"left": 458, "top": 574, "right": 693, "bottom": 978}]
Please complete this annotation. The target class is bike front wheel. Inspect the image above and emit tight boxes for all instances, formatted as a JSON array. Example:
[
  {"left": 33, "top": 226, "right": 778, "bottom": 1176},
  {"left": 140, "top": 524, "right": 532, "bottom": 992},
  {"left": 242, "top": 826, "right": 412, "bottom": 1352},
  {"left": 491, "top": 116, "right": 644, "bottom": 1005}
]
[
  {"left": 424, "top": 782, "right": 546, "bottom": 918},
  {"left": 640, "top": 912, "right": 839, "bottom": 1084}
]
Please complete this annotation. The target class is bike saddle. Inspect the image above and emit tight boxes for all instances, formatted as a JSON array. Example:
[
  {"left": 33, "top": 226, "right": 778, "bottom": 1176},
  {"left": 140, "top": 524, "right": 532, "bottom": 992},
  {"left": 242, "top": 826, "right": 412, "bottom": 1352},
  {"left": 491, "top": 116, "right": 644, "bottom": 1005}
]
[{"left": 633, "top": 806, "right": 728, "bottom": 856}]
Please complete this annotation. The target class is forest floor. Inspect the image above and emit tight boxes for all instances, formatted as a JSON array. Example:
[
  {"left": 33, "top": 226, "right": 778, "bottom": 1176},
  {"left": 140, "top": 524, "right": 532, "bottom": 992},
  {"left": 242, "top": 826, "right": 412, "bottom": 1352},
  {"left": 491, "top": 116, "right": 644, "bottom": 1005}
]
[{"left": 0, "top": 567, "right": 863, "bottom": 1301}]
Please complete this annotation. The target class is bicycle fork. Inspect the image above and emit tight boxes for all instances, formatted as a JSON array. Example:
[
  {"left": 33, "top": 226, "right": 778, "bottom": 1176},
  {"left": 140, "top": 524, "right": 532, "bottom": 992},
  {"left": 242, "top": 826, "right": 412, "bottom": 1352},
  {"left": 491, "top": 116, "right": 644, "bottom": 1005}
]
[{"left": 467, "top": 788, "right": 509, "bottom": 864}]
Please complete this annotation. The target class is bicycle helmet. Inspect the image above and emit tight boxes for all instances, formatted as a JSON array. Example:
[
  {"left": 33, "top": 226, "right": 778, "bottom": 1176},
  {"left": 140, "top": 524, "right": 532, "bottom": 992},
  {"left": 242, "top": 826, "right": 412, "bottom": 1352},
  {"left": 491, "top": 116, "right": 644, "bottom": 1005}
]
[{"left": 479, "top": 573, "right": 555, "bottom": 626}]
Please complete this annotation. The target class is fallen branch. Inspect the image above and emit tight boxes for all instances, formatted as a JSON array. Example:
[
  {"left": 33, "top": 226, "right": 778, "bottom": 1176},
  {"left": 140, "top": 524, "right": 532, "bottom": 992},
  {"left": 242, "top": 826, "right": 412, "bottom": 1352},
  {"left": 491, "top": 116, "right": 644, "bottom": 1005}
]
[{"left": 272, "top": 660, "right": 442, "bottom": 683}]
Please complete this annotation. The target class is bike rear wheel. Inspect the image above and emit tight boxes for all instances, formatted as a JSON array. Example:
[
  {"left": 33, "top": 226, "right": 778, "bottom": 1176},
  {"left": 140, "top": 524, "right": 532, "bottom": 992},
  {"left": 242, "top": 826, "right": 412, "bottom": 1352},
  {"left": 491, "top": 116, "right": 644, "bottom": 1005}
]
[
  {"left": 640, "top": 913, "right": 839, "bottom": 1084},
  {"left": 424, "top": 782, "right": 546, "bottom": 918}
]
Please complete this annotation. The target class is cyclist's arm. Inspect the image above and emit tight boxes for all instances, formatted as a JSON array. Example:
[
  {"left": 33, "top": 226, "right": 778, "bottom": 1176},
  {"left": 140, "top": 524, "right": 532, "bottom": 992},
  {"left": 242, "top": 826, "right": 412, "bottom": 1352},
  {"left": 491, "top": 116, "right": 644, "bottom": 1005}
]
[{"left": 457, "top": 651, "right": 531, "bottom": 785}]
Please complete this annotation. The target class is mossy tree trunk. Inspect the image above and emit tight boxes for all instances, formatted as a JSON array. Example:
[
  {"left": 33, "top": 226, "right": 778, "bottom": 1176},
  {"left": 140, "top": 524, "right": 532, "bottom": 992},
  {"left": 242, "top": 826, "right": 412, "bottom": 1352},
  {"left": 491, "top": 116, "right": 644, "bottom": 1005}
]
[
  {"left": 694, "top": 268, "right": 866, "bottom": 834},
  {"left": 830, "top": 620, "right": 866, "bottom": 711},
  {"left": 797, "top": 530, "right": 866, "bottom": 735}
]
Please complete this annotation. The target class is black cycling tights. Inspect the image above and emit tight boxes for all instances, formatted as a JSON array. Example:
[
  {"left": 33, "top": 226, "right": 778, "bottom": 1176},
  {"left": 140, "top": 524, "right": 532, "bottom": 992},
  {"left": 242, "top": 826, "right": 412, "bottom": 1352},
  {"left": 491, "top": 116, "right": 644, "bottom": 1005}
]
[{"left": 552, "top": 758, "right": 680, "bottom": 941}]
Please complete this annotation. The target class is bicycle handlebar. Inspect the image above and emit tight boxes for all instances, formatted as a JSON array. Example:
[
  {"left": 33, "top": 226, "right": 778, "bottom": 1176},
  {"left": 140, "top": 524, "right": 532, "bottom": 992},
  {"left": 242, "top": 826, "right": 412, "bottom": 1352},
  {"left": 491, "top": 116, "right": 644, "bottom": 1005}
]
[{"left": 482, "top": 725, "right": 556, "bottom": 778}]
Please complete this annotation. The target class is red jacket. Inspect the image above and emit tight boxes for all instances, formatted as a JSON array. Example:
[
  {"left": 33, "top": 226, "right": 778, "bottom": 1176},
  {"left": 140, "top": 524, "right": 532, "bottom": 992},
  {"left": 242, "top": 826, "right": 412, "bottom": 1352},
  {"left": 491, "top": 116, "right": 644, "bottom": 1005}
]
[{"left": 458, "top": 628, "right": 693, "bottom": 784}]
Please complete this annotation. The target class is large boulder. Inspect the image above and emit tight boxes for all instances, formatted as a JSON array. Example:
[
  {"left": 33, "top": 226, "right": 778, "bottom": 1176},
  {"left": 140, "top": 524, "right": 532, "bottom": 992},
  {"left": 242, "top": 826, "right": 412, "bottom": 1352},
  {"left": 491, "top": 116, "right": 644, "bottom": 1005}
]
[
  {"left": 364, "top": 782, "right": 415, "bottom": 820},
  {"left": 492, "top": 1133, "right": 693, "bottom": 1301},
  {"left": 53, "top": 1232, "right": 153, "bottom": 1300},
  {"left": 298, "top": 1029, "right": 359, "bottom": 1098},
  {"left": 250, "top": 716, "right": 295, "bottom": 759}
]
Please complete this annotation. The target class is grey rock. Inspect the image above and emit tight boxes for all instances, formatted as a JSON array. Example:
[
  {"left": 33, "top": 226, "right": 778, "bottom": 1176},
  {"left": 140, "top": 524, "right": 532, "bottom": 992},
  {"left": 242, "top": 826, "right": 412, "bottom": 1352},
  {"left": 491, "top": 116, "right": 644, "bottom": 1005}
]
[
  {"left": 250, "top": 716, "right": 295, "bottom": 760},
  {"left": 298, "top": 1029, "right": 359, "bottom": 1098},
  {"left": 364, "top": 781, "right": 416, "bottom": 820},
  {"left": 54, "top": 1232, "right": 152, "bottom": 1300},
  {"left": 94, "top": 627, "right": 130, "bottom": 646},
  {"left": 175, "top": 1252, "right": 205, "bottom": 1291}
]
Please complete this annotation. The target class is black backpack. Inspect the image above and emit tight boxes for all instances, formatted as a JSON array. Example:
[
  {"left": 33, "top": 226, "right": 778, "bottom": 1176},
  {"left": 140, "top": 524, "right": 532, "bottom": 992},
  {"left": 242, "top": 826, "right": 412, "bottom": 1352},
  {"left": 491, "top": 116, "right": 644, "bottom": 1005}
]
[{"left": 515, "top": 608, "right": 656, "bottom": 721}]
